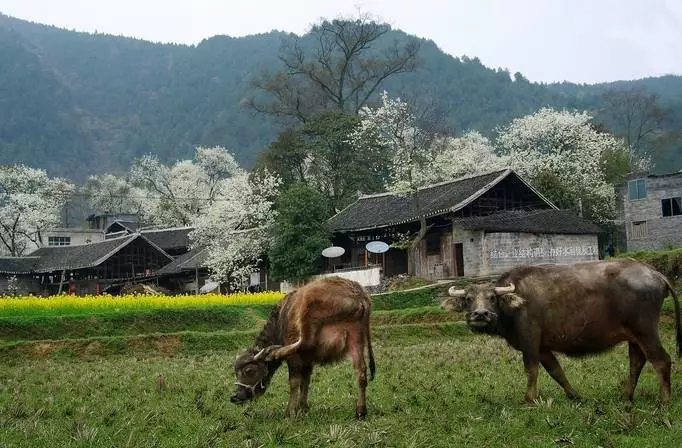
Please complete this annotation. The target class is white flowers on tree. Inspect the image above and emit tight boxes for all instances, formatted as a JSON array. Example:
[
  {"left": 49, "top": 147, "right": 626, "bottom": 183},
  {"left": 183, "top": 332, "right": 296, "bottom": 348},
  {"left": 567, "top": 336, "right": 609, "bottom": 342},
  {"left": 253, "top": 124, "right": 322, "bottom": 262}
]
[
  {"left": 430, "top": 131, "right": 509, "bottom": 183},
  {"left": 0, "top": 165, "right": 74, "bottom": 256},
  {"left": 82, "top": 174, "right": 145, "bottom": 215},
  {"left": 129, "top": 146, "right": 281, "bottom": 286},
  {"left": 129, "top": 146, "right": 243, "bottom": 226},
  {"left": 190, "top": 169, "right": 281, "bottom": 286},
  {"left": 496, "top": 107, "right": 641, "bottom": 223}
]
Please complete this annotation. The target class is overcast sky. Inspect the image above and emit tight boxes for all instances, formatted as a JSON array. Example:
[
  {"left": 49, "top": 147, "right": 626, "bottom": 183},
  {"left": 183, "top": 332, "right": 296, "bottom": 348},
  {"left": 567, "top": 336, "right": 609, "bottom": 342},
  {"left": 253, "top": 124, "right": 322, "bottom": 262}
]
[{"left": 2, "top": 0, "right": 681, "bottom": 84}]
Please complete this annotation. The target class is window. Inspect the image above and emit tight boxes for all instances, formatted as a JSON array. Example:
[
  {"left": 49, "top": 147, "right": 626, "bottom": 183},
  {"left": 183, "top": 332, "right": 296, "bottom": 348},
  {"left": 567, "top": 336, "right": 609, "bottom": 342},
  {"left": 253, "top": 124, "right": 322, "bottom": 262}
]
[
  {"left": 48, "top": 236, "right": 71, "bottom": 246},
  {"left": 628, "top": 179, "right": 647, "bottom": 200},
  {"left": 662, "top": 197, "right": 682, "bottom": 217},
  {"left": 630, "top": 221, "right": 648, "bottom": 240}
]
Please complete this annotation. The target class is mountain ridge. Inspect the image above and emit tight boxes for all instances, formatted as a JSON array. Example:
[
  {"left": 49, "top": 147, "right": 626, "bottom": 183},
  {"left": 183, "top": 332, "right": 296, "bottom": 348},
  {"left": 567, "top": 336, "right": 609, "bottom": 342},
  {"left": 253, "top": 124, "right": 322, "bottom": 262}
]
[{"left": 1, "top": 12, "right": 680, "bottom": 181}]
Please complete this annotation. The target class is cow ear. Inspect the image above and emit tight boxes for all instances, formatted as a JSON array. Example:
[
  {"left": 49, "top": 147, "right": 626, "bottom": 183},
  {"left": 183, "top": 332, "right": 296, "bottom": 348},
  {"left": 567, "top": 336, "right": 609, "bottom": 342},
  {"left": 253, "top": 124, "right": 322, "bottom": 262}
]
[{"left": 501, "top": 292, "right": 525, "bottom": 309}]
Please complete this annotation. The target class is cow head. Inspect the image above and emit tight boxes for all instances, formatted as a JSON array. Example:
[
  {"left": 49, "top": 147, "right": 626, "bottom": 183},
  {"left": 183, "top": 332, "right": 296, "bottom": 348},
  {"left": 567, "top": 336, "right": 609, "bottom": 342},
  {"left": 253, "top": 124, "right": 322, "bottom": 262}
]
[
  {"left": 230, "top": 347, "right": 274, "bottom": 404},
  {"left": 440, "top": 283, "right": 524, "bottom": 332}
]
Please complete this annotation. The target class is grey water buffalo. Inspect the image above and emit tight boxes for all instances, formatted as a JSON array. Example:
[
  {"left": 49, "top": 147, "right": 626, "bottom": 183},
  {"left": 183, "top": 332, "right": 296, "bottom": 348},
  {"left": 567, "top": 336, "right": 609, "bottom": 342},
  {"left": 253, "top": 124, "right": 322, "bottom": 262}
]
[
  {"left": 441, "top": 258, "right": 681, "bottom": 403},
  {"left": 230, "top": 276, "right": 375, "bottom": 417}
]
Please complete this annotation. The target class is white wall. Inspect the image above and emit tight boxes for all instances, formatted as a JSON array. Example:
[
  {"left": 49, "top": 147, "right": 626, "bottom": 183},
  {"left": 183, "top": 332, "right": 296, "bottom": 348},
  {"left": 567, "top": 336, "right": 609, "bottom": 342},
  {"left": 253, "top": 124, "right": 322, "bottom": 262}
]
[{"left": 280, "top": 266, "right": 382, "bottom": 292}]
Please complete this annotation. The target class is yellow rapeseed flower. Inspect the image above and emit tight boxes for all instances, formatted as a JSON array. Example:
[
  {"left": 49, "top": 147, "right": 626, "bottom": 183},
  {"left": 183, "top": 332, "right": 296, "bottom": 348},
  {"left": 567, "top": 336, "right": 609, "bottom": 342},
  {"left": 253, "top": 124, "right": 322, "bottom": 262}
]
[{"left": 0, "top": 291, "right": 286, "bottom": 318}]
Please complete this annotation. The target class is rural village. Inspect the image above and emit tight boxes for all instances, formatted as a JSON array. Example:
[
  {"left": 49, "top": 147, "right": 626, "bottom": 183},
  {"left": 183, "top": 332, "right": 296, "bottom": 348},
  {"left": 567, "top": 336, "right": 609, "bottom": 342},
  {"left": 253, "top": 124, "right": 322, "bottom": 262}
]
[{"left": 2, "top": 4, "right": 682, "bottom": 447}]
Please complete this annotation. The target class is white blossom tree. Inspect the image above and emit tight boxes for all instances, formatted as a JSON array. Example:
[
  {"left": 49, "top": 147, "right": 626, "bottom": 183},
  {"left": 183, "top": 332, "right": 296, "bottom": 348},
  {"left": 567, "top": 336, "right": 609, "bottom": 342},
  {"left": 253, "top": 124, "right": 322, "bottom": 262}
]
[
  {"left": 129, "top": 146, "right": 242, "bottom": 226},
  {"left": 496, "top": 107, "right": 648, "bottom": 224},
  {"left": 428, "top": 131, "right": 509, "bottom": 183},
  {"left": 190, "top": 169, "right": 281, "bottom": 288},
  {"left": 82, "top": 174, "right": 146, "bottom": 215},
  {"left": 0, "top": 165, "right": 74, "bottom": 256},
  {"left": 349, "top": 92, "right": 446, "bottom": 274}
]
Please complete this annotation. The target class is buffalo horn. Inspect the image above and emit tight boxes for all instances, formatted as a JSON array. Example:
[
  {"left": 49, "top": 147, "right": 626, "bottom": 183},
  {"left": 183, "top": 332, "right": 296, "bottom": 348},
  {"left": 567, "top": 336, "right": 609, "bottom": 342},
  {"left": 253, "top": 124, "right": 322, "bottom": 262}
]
[
  {"left": 494, "top": 283, "right": 515, "bottom": 294},
  {"left": 448, "top": 286, "right": 467, "bottom": 297},
  {"left": 253, "top": 348, "right": 266, "bottom": 360}
]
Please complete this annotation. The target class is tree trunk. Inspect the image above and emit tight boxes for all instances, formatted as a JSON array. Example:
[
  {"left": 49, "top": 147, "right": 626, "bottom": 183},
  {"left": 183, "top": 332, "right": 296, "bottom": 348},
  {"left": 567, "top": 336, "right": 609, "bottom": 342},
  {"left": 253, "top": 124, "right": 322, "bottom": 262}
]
[
  {"left": 408, "top": 215, "right": 428, "bottom": 276},
  {"left": 57, "top": 270, "right": 66, "bottom": 294}
]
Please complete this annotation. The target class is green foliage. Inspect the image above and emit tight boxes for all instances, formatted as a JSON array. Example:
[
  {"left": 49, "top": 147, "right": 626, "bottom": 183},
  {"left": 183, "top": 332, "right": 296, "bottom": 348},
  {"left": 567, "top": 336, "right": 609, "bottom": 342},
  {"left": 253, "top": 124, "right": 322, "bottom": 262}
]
[{"left": 268, "top": 183, "right": 332, "bottom": 282}]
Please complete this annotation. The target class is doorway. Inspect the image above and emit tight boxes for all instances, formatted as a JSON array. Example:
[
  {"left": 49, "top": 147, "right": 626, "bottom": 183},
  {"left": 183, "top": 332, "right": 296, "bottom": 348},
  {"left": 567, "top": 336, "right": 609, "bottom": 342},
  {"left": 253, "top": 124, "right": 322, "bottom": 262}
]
[{"left": 452, "top": 243, "right": 464, "bottom": 277}]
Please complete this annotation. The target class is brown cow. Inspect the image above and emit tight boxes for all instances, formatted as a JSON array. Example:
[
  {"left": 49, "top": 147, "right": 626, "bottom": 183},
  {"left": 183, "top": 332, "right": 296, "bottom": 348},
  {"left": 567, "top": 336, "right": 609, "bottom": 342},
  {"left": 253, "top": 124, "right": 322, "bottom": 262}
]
[
  {"left": 230, "top": 276, "right": 376, "bottom": 417},
  {"left": 441, "top": 258, "right": 681, "bottom": 403}
]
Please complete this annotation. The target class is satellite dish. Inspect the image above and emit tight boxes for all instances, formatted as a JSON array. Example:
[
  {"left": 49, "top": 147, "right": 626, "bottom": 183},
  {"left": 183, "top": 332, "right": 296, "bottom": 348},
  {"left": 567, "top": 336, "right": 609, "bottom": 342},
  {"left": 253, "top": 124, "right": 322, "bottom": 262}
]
[
  {"left": 366, "top": 241, "right": 390, "bottom": 254},
  {"left": 200, "top": 281, "right": 219, "bottom": 293},
  {"left": 322, "top": 246, "right": 345, "bottom": 258}
]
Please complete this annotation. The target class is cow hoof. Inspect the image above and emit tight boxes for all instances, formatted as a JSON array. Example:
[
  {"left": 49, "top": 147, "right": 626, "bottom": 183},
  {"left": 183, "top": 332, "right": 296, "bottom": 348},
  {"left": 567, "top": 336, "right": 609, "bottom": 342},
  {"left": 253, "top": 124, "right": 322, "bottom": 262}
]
[
  {"left": 566, "top": 390, "right": 582, "bottom": 401},
  {"left": 355, "top": 406, "right": 367, "bottom": 419}
]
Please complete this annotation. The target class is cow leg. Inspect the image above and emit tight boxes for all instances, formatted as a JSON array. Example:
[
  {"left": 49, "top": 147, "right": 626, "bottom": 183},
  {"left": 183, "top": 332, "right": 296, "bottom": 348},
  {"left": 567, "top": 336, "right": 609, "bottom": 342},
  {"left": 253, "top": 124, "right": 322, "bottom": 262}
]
[
  {"left": 285, "top": 363, "right": 303, "bottom": 418},
  {"left": 637, "top": 335, "right": 672, "bottom": 404},
  {"left": 522, "top": 351, "right": 540, "bottom": 403},
  {"left": 298, "top": 365, "right": 313, "bottom": 413},
  {"left": 539, "top": 351, "right": 581, "bottom": 400},
  {"left": 349, "top": 333, "right": 368, "bottom": 418},
  {"left": 624, "top": 341, "right": 647, "bottom": 401}
]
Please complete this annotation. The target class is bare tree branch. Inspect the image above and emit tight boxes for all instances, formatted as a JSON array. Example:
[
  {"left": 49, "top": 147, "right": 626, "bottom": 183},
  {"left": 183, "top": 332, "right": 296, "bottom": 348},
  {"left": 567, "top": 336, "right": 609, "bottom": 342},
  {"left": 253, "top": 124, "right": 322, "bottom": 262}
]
[{"left": 248, "top": 12, "right": 421, "bottom": 123}]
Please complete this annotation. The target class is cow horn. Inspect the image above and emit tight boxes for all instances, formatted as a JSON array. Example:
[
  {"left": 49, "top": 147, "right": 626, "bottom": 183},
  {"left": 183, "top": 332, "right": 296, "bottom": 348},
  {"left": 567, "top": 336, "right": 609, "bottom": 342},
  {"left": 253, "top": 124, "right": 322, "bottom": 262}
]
[
  {"left": 494, "top": 283, "right": 515, "bottom": 294},
  {"left": 448, "top": 286, "right": 467, "bottom": 297},
  {"left": 253, "top": 348, "right": 266, "bottom": 360}
]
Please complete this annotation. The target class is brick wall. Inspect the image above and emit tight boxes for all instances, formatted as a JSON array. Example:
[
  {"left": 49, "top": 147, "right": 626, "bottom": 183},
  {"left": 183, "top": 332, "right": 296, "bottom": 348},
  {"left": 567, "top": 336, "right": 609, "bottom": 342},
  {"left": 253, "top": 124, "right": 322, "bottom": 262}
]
[
  {"left": 621, "top": 174, "right": 682, "bottom": 251},
  {"left": 452, "top": 232, "right": 598, "bottom": 276}
]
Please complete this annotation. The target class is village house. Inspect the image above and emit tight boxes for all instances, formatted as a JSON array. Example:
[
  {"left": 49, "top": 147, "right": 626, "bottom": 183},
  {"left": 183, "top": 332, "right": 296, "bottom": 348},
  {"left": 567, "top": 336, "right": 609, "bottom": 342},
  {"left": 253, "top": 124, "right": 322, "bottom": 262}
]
[
  {"left": 617, "top": 171, "right": 682, "bottom": 251},
  {"left": 327, "top": 169, "right": 603, "bottom": 283},
  {"left": 0, "top": 233, "right": 173, "bottom": 295}
]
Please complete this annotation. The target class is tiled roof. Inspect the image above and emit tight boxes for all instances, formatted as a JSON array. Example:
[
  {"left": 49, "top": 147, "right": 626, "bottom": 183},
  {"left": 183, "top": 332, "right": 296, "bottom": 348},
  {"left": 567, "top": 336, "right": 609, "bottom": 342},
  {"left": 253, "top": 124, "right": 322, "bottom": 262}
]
[
  {"left": 155, "top": 246, "right": 208, "bottom": 276},
  {"left": 0, "top": 257, "right": 40, "bottom": 274},
  {"left": 451, "top": 209, "right": 603, "bottom": 235},
  {"left": 28, "top": 234, "right": 172, "bottom": 272},
  {"left": 140, "top": 227, "right": 193, "bottom": 251},
  {"left": 328, "top": 169, "right": 537, "bottom": 232}
]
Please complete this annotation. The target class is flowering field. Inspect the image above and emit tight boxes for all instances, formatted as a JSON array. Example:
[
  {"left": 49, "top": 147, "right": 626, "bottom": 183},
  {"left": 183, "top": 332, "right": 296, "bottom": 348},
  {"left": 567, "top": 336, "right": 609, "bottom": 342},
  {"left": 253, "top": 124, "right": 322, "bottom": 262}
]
[{"left": 0, "top": 291, "right": 285, "bottom": 318}]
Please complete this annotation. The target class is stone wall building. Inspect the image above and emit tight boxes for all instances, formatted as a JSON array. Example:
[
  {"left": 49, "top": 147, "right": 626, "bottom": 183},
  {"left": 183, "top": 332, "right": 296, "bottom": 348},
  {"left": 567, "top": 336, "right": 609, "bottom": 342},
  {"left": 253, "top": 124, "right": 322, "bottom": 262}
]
[
  {"left": 618, "top": 171, "right": 682, "bottom": 251},
  {"left": 328, "top": 169, "right": 603, "bottom": 279}
]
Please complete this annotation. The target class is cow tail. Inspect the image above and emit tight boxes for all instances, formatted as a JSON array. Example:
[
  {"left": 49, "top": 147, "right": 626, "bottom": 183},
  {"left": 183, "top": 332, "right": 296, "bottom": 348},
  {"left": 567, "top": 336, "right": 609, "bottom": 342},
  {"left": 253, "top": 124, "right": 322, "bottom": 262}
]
[
  {"left": 662, "top": 275, "right": 682, "bottom": 358},
  {"left": 363, "top": 300, "right": 376, "bottom": 381},
  {"left": 670, "top": 283, "right": 682, "bottom": 358}
]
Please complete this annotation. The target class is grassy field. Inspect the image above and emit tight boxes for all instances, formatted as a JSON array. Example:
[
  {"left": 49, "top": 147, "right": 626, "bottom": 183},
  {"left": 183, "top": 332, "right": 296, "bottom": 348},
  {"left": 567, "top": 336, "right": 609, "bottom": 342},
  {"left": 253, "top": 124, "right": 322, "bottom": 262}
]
[{"left": 1, "top": 288, "right": 682, "bottom": 447}]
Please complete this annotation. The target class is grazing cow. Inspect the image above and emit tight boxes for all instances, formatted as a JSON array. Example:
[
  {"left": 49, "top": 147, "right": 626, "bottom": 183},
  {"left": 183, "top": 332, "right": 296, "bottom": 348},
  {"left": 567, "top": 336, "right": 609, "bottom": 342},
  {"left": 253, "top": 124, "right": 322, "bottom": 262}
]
[
  {"left": 441, "top": 258, "right": 682, "bottom": 403},
  {"left": 230, "top": 276, "right": 376, "bottom": 417}
]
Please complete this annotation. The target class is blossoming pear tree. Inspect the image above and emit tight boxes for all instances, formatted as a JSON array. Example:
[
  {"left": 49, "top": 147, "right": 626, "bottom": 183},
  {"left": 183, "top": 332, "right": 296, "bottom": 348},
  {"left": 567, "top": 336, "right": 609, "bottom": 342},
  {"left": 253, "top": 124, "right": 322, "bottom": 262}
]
[{"left": 0, "top": 165, "right": 74, "bottom": 256}]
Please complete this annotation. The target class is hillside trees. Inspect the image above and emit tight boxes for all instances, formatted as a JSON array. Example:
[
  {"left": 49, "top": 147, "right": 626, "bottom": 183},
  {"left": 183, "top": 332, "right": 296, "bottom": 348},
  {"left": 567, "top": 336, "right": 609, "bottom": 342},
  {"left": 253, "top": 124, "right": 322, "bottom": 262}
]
[
  {"left": 249, "top": 13, "right": 421, "bottom": 124},
  {"left": 600, "top": 87, "right": 668, "bottom": 153},
  {"left": 255, "top": 110, "right": 391, "bottom": 212},
  {"left": 0, "top": 165, "right": 74, "bottom": 256},
  {"left": 269, "top": 183, "right": 331, "bottom": 283}
]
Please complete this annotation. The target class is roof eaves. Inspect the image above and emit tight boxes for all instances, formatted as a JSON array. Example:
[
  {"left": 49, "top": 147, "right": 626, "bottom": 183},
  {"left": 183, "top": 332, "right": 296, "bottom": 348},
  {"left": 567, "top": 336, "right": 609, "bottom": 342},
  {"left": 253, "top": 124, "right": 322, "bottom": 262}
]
[
  {"left": 90, "top": 234, "right": 140, "bottom": 267},
  {"left": 447, "top": 169, "right": 512, "bottom": 213},
  {"left": 511, "top": 172, "right": 559, "bottom": 210},
  {"left": 137, "top": 233, "right": 175, "bottom": 262}
]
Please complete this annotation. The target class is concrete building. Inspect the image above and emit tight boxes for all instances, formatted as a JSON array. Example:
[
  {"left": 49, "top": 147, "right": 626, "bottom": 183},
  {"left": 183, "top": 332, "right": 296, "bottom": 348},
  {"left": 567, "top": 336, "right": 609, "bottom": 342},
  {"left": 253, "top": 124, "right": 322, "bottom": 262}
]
[
  {"left": 328, "top": 169, "right": 603, "bottom": 280},
  {"left": 618, "top": 171, "right": 682, "bottom": 251}
]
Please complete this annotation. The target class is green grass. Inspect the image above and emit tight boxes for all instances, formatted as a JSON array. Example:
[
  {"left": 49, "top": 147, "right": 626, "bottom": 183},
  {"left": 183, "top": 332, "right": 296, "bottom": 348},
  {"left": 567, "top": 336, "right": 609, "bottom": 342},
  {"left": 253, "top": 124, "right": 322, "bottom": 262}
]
[
  {"left": 1, "top": 325, "right": 681, "bottom": 447},
  {"left": 1, "top": 283, "right": 681, "bottom": 447}
]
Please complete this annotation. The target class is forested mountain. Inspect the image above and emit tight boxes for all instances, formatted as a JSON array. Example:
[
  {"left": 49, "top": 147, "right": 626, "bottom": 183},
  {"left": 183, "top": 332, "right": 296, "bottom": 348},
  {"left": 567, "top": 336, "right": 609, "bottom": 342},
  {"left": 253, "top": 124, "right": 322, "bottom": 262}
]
[{"left": 1, "top": 13, "right": 680, "bottom": 181}]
